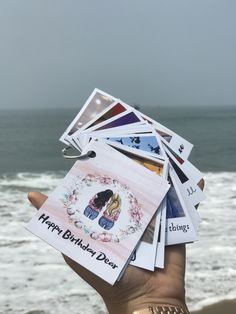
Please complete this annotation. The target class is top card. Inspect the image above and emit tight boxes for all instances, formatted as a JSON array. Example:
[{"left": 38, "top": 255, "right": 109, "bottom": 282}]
[{"left": 26, "top": 140, "right": 169, "bottom": 284}]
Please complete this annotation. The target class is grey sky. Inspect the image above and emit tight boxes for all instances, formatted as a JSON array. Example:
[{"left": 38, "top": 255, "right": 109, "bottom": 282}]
[{"left": 0, "top": 0, "right": 235, "bottom": 109}]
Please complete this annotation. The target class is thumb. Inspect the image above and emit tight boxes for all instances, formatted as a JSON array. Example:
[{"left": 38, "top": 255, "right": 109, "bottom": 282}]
[{"left": 28, "top": 191, "right": 48, "bottom": 210}]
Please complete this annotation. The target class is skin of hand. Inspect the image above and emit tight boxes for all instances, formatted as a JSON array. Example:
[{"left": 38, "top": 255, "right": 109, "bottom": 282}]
[{"left": 28, "top": 179, "right": 204, "bottom": 314}]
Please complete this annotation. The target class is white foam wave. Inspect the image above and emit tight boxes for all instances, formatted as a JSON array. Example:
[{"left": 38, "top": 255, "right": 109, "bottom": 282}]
[
  {"left": 192, "top": 293, "right": 236, "bottom": 312},
  {"left": 186, "top": 172, "right": 236, "bottom": 311},
  {"left": 0, "top": 172, "right": 64, "bottom": 190}
]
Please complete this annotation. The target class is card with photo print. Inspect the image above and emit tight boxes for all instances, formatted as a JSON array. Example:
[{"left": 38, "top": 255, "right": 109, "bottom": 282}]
[
  {"left": 165, "top": 175, "right": 198, "bottom": 245},
  {"left": 73, "top": 124, "right": 153, "bottom": 149},
  {"left": 60, "top": 89, "right": 116, "bottom": 145},
  {"left": 164, "top": 146, "right": 205, "bottom": 207},
  {"left": 26, "top": 140, "right": 169, "bottom": 284},
  {"left": 83, "top": 110, "right": 145, "bottom": 133},
  {"left": 116, "top": 147, "right": 168, "bottom": 178},
  {"left": 78, "top": 101, "right": 130, "bottom": 132},
  {"left": 130, "top": 209, "right": 162, "bottom": 271},
  {"left": 104, "top": 132, "right": 165, "bottom": 159},
  {"left": 138, "top": 111, "right": 194, "bottom": 160},
  {"left": 83, "top": 123, "right": 152, "bottom": 136},
  {"left": 164, "top": 144, "right": 203, "bottom": 183},
  {"left": 169, "top": 167, "right": 201, "bottom": 232},
  {"left": 125, "top": 154, "right": 167, "bottom": 270},
  {"left": 103, "top": 141, "right": 169, "bottom": 178}
]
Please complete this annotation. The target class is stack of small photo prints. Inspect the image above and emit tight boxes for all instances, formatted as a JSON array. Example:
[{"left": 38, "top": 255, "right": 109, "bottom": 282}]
[{"left": 26, "top": 89, "right": 205, "bottom": 285}]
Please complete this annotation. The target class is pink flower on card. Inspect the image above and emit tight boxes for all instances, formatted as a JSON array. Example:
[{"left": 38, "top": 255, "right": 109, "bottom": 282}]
[
  {"left": 129, "top": 206, "right": 143, "bottom": 224},
  {"left": 99, "top": 176, "right": 113, "bottom": 185},
  {"left": 129, "top": 196, "right": 138, "bottom": 207},
  {"left": 68, "top": 189, "right": 78, "bottom": 204},
  {"left": 98, "top": 232, "right": 112, "bottom": 242},
  {"left": 83, "top": 174, "right": 97, "bottom": 186},
  {"left": 122, "top": 184, "right": 129, "bottom": 191}
]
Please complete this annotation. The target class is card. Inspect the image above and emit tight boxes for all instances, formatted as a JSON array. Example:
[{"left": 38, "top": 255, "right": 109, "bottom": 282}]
[
  {"left": 70, "top": 101, "right": 131, "bottom": 149},
  {"left": 104, "top": 133, "right": 165, "bottom": 160},
  {"left": 60, "top": 89, "right": 116, "bottom": 145},
  {"left": 169, "top": 167, "right": 201, "bottom": 232},
  {"left": 164, "top": 143, "right": 203, "bottom": 185},
  {"left": 127, "top": 156, "right": 166, "bottom": 270},
  {"left": 84, "top": 110, "right": 145, "bottom": 133},
  {"left": 78, "top": 101, "right": 130, "bottom": 132},
  {"left": 155, "top": 200, "right": 166, "bottom": 268},
  {"left": 83, "top": 123, "right": 152, "bottom": 136},
  {"left": 165, "top": 175, "right": 198, "bottom": 245},
  {"left": 73, "top": 124, "right": 153, "bottom": 149},
  {"left": 104, "top": 142, "right": 169, "bottom": 178},
  {"left": 98, "top": 145, "right": 168, "bottom": 270},
  {"left": 26, "top": 140, "right": 170, "bottom": 284},
  {"left": 165, "top": 148, "right": 205, "bottom": 207},
  {"left": 130, "top": 209, "right": 161, "bottom": 270},
  {"left": 139, "top": 111, "right": 193, "bottom": 160}
]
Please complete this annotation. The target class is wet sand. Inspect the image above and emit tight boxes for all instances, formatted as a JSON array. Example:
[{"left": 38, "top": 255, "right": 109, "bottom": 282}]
[{"left": 191, "top": 299, "right": 236, "bottom": 314}]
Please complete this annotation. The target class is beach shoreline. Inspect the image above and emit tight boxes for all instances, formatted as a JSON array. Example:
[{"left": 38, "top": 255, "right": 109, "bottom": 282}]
[{"left": 191, "top": 299, "right": 236, "bottom": 314}]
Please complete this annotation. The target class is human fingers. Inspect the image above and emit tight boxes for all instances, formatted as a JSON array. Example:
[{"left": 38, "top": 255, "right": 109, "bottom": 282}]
[
  {"left": 28, "top": 191, "right": 48, "bottom": 210},
  {"left": 165, "top": 244, "right": 186, "bottom": 273}
]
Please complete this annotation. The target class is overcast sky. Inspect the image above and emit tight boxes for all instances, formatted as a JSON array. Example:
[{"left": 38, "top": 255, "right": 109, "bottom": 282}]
[{"left": 0, "top": 0, "right": 235, "bottom": 109}]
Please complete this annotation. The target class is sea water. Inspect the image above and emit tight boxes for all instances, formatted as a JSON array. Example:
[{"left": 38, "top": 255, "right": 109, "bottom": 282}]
[{"left": 0, "top": 107, "right": 235, "bottom": 313}]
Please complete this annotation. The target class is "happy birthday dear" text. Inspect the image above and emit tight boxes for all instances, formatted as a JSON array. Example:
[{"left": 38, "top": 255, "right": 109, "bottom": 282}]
[{"left": 38, "top": 213, "right": 118, "bottom": 269}]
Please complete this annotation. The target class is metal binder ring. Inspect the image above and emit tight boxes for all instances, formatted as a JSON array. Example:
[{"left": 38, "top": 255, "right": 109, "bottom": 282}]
[{"left": 62, "top": 147, "right": 95, "bottom": 159}]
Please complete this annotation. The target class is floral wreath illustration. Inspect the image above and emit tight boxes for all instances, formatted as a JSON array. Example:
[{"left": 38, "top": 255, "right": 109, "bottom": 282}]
[{"left": 61, "top": 174, "right": 144, "bottom": 242}]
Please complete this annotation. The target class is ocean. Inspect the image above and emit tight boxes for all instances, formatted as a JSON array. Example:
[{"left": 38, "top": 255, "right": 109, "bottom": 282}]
[{"left": 0, "top": 106, "right": 236, "bottom": 313}]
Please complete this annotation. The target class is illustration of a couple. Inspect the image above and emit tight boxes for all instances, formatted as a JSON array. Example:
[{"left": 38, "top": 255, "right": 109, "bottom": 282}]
[{"left": 83, "top": 189, "right": 122, "bottom": 230}]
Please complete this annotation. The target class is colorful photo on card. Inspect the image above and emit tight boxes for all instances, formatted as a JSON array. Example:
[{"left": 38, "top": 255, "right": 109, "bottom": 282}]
[
  {"left": 111, "top": 147, "right": 164, "bottom": 176},
  {"left": 163, "top": 143, "right": 185, "bottom": 164},
  {"left": 68, "top": 90, "right": 115, "bottom": 136},
  {"left": 140, "top": 215, "right": 156, "bottom": 244},
  {"left": 166, "top": 178, "right": 185, "bottom": 219},
  {"left": 106, "top": 135, "right": 163, "bottom": 157},
  {"left": 92, "top": 111, "right": 143, "bottom": 131},
  {"left": 83, "top": 102, "right": 128, "bottom": 130},
  {"left": 141, "top": 115, "right": 173, "bottom": 142},
  {"left": 139, "top": 111, "right": 193, "bottom": 159},
  {"left": 168, "top": 155, "right": 188, "bottom": 183}
]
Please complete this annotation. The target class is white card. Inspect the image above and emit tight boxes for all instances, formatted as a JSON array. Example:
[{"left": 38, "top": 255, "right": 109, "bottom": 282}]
[
  {"left": 166, "top": 149, "right": 205, "bottom": 207},
  {"left": 104, "top": 132, "right": 165, "bottom": 161},
  {"left": 155, "top": 200, "right": 166, "bottom": 268},
  {"left": 139, "top": 112, "right": 193, "bottom": 160},
  {"left": 165, "top": 174, "right": 198, "bottom": 245},
  {"left": 83, "top": 110, "right": 145, "bottom": 133},
  {"left": 164, "top": 144, "right": 203, "bottom": 184},
  {"left": 60, "top": 88, "right": 116, "bottom": 145},
  {"left": 78, "top": 101, "right": 131, "bottom": 133},
  {"left": 26, "top": 141, "right": 169, "bottom": 284},
  {"left": 169, "top": 167, "right": 201, "bottom": 232},
  {"left": 130, "top": 209, "right": 161, "bottom": 271},
  {"left": 73, "top": 124, "right": 153, "bottom": 149}
]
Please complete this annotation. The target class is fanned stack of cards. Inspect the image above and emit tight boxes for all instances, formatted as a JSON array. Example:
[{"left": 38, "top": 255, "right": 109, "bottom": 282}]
[{"left": 26, "top": 89, "right": 205, "bottom": 285}]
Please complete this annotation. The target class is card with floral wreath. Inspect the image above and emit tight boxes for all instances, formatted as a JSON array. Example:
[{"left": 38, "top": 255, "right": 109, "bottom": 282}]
[{"left": 26, "top": 140, "right": 170, "bottom": 284}]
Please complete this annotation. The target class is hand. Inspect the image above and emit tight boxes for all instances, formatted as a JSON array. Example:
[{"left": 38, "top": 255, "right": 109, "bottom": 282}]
[{"left": 28, "top": 179, "right": 204, "bottom": 314}]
